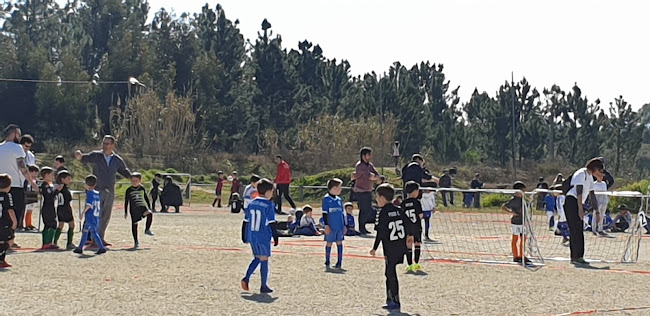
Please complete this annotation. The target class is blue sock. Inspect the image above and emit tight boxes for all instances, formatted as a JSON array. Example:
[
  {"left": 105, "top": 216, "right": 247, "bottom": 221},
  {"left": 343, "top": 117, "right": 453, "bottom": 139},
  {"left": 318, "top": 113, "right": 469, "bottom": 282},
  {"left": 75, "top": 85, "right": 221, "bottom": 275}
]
[
  {"left": 260, "top": 260, "right": 269, "bottom": 287},
  {"left": 336, "top": 244, "right": 343, "bottom": 266},
  {"left": 325, "top": 246, "right": 332, "bottom": 265},
  {"left": 78, "top": 231, "right": 89, "bottom": 248},
  {"left": 245, "top": 257, "right": 260, "bottom": 280}
]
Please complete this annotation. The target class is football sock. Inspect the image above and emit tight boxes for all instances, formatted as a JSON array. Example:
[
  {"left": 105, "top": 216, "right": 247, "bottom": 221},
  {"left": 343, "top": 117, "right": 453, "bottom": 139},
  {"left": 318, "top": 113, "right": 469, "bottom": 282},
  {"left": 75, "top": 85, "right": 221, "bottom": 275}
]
[
  {"left": 0, "top": 243, "right": 8, "bottom": 261},
  {"left": 132, "top": 224, "right": 139, "bottom": 244},
  {"left": 511, "top": 235, "right": 519, "bottom": 258},
  {"left": 260, "top": 260, "right": 269, "bottom": 287},
  {"left": 78, "top": 231, "right": 89, "bottom": 249},
  {"left": 245, "top": 257, "right": 260, "bottom": 280},
  {"left": 67, "top": 228, "right": 74, "bottom": 245},
  {"left": 336, "top": 244, "right": 343, "bottom": 266},
  {"left": 25, "top": 210, "right": 33, "bottom": 227},
  {"left": 325, "top": 246, "right": 332, "bottom": 265},
  {"left": 145, "top": 213, "right": 153, "bottom": 231},
  {"left": 414, "top": 245, "right": 421, "bottom": 263},
  {"left": 406, "top": 249, "right": 413, "bottom": 265},
  {"left": 54, "top": 228, "right": 62, "bottom": 245}
]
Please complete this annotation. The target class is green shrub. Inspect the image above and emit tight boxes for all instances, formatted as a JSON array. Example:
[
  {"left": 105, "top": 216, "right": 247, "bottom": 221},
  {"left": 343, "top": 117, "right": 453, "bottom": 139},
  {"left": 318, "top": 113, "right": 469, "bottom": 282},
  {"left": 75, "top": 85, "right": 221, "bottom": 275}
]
[
  {"left": 481, "top": 194, "right": 511, "bottom": 208},
  {"left": 609, "top": 179, "right": 650, "bottom": 212}
]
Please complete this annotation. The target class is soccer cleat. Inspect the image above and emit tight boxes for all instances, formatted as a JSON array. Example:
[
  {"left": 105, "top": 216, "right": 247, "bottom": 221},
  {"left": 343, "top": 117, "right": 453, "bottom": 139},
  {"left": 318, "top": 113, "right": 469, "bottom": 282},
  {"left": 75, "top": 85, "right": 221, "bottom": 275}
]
[
  {"left": 405, "top": 264, "right": 414, "bottom": 272},
  {"left": 561, "top": 238, "right": 570, "bottom": 247},
  {"left": 513, "top": 257, "right": 522, "bottom": 263},
  {"left": 134, "top": 242, "right": 140, "bottom": 249},
  {"left": 66, "top": 243, "right": 76, "bottom": 250},
  {"left": 145, "top": 230, "right": 154, "bottom": 236},
  {"left": 412, "top": 263, "right": 422, "bottom": 271},
  {"left": 260, "top": 285, "right": 274, "bottom": 293},
  {"left": 382, "top": 302, "right": 401, "bottom": 311},
  {"left": 549, "top": 227, "right": 554, "bottom": 231},
  {"left": 0, "top": 261, "right": 12, "bottom": 268},
  {"left": 96, "top": 248, "right": 107, "bottom": 255},
  {"left": 241, "top": 278, "right": 249, "bottom": 291},
  {"left": 73, "top": 248, "right": 83, "bottom": 254}
]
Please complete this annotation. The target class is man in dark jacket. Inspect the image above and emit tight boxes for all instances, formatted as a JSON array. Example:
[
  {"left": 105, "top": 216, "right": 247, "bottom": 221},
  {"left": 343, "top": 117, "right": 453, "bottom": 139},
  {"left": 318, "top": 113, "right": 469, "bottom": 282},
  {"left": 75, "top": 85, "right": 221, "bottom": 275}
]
[
  {"left": 401, "top": 154, "right": 437, "bottom": 186},
  {"left": 470, "top": 173, "right": 483, "bottom": 208},
  {"left": 439, "top": 170, "right": 453, "bottom": 207}
]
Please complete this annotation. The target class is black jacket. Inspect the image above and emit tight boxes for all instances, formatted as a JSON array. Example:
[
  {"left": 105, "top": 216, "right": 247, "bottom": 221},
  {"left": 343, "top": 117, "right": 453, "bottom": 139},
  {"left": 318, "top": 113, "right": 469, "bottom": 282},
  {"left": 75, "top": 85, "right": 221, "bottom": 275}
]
[{"left": 161, "top": 182, "right": 183, "bottom": 206}]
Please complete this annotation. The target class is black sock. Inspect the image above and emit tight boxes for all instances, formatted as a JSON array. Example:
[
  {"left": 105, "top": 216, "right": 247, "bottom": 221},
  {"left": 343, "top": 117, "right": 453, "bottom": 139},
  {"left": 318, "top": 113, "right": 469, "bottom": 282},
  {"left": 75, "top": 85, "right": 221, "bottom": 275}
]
[
  {"left": 145, "top": 214, "right": 153, "bottom": 231},
  {"left": 414, "top": 245, "right": 421, "bottom": 263},
  {"left": 386, "top": 261, "right": 399, "bottom": 304},
  {"left": 0, "top": 243, "right": 8, "bottom": 261},
  {"left": 424, "top": 218, "right": 430, "bottom": 238},
  {"left": 406, "top": 249, "right": 413, "bottom": 265},
  {"left": 217, "top": 199, "right": 222, "bottom": 208},
  {"left": 132, "top": 224, "right": 138, "bottom": 244}
]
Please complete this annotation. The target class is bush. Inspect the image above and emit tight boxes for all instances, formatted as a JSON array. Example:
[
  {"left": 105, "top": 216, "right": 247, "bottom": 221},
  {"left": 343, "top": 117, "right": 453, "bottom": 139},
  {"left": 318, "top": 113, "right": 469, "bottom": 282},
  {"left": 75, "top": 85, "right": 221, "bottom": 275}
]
[
  {"left": 609, "top": 179, "right": 650, "bottom": 213},
  {"left": 481, "top": 194, "right": 511, "bottom": 208}
]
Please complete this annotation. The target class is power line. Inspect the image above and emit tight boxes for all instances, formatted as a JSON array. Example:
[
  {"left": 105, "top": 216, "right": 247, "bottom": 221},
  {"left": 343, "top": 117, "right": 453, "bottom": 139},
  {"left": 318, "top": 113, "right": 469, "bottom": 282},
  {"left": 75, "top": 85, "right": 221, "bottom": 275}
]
[{"left": 0, "top": 78, "right": 133, "bottom": 85}]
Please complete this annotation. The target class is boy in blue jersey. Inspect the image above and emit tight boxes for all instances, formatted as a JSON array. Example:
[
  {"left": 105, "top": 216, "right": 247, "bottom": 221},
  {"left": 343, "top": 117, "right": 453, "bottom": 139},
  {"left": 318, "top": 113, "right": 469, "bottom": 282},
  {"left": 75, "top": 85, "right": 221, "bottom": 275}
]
[
  {"left": 344, "top": 202, "right": 360, "bottom": 236},
  {"left": 241, "top": 178, "right": 278, "bottom": 293},
  {"left": 73, "top": 175, "right": 107, "bottom": 255},
  {"left": 322, "top": 178, "right": 346, "bottom": 269},
  {"left": 543, "top": 192, "right": 556, "bottom": 231}
]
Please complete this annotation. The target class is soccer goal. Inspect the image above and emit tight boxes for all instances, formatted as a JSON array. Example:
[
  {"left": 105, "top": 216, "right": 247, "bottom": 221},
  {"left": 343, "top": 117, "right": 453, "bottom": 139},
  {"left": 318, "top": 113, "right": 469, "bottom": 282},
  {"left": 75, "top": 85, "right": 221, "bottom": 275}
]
[{"left": 419, "top": 187, "right": 647, "bottom": 267}]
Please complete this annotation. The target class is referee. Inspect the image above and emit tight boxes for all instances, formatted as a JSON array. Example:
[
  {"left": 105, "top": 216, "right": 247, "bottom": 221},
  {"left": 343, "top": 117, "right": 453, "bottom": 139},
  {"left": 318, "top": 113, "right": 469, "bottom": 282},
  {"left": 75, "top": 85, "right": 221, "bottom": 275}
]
[{"left": 564, "top": 158, "right": 605, "bottom": 265}]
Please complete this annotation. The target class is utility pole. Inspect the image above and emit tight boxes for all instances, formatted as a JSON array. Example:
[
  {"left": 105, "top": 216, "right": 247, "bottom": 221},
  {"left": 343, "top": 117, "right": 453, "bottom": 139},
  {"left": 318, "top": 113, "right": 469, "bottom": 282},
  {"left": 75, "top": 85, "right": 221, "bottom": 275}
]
[
  {"left": 511, "top": 72, "right": 517, "bottom": 180},
  {"left": 379, "top": 73, "right": 385, "bottom": 175}
]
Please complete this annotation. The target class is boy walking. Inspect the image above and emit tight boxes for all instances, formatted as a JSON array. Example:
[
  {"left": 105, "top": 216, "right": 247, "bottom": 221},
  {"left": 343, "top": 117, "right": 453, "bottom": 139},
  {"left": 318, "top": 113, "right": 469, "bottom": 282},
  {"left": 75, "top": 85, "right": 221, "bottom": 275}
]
[
  {"left": 241, "top": 179, "right": 278, "bottom": 293},
  {"left": 74, "top": 175, "right": 107, "bottom": 255},
  {"left": 54, "top": 171, "right": 75, "bottom": 250},
  {"left": 322, "top": 178, "right": 345, "bottom": 270},
  {"left": 402, "top": 181, "right": 424, "bottom": 272},
  {"left": 370, "top": 183, "right": 414, "bottom": 311},
  {"left": 0, "top": 174, "right": 17, "bottom": 268},
  {"left": 124, "top": 173, "right": 154, "bottom": 249}
]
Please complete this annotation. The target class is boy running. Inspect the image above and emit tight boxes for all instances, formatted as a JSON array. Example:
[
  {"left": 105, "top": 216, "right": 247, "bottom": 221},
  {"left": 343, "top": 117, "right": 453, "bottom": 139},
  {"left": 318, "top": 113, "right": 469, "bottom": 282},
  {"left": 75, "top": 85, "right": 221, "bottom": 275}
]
[
  {"left": 39, "top": 167, "right": 59, "bottom": 249},
  {"left": 74, "top": 175, "right": 106, "bottom": 255},
  {"left": 402, "top": 181, "right": 424, "bottom": 272},
  {"left": 322, "top": 178, "right": 346, "bottom": 270},
  {"left": 54, "top": 170, "right": 75, "bottom": 250},
  {"left": 124, "top": 172, "right": 154, "bottom": 249},
  {"left": 370, "top": 183, "right": 413, "bottom": 311},
  {"left": 241, "top": 178, "right": 278, "bottom": 293},
  {"left": 0, "top": 174, "right": 17, "bottom": 268}
]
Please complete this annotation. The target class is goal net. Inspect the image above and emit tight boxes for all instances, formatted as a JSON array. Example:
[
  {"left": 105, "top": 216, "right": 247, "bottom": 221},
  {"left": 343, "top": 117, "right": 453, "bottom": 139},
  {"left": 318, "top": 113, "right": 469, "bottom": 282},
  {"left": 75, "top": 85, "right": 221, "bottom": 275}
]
[{"left": 419, "top": 188, "right": 646, "bottom": 266}]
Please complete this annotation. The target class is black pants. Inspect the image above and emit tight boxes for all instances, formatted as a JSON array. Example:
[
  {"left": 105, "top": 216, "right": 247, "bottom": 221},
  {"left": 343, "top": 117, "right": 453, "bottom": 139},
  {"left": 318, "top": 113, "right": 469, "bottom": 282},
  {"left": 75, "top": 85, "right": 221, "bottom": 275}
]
[
  {"left": 384, "top": 256, "right": 401, "bottom": 304},
  {"left": 151, "top": 192, "right": 160, "bottom": 211},
  {"left": 275, "top": 184, "right": 296, "bottom": 212},
  {"left": 356, "top": 192, "right": 373, "bottom": 233},
  {"left": 441, "top": 190, "right": 454, "bottom": 206},
  {"left": 163, "top": 205, "right": 180, "bottom": 213},
  {"left": 564, "top": 196, "right": 584, "bottom": 260},
  {"left": 10, "top": 187, "right": 25, "bottom": 229},
  {"left": 473, "top": 193, "right": 481, "bottom": 208}
]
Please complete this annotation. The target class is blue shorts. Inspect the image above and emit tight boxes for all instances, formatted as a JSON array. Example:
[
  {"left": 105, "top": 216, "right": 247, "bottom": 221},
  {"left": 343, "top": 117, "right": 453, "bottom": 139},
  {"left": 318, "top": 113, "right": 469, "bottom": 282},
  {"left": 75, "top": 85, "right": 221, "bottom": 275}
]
[
  {"left": 423, "top": 211, "right": 433, "bottom": 219},
  {"left": 324, "top": 229, "right": 344, "bottom": 243},
  {"left": 83, "top": 217, "right": 99, "bottom": 231},
  {"left": 250, "top": 242, "right": 271, "bottom": 257}
]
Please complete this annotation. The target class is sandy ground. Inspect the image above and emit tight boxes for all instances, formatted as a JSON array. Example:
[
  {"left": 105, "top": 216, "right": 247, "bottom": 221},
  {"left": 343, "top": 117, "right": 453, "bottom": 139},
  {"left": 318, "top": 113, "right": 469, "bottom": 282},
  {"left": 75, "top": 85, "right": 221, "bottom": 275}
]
[{"left": 1, "top": 203, "right": 650, "bottom": 316}]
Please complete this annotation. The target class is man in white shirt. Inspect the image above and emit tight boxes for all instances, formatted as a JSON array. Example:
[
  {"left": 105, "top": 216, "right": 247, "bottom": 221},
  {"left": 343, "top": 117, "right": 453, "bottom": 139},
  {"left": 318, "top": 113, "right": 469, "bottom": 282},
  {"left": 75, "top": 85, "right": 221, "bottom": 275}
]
[
  {"left": 564, "top": 158, "right": 605, "bottom": 265},
  {"left": 0, "top": 125, "right": 38, "bottom": 235},
  {"left": 20, "top": 135, "right": 35, "bottom": 166}
]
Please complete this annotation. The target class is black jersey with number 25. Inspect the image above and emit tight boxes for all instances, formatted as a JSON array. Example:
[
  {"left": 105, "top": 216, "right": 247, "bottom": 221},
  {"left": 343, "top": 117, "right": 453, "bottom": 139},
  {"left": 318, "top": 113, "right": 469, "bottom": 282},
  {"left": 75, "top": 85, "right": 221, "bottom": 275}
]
[{"left": 374, "top": 203, "right": 411, "bottom": 258}]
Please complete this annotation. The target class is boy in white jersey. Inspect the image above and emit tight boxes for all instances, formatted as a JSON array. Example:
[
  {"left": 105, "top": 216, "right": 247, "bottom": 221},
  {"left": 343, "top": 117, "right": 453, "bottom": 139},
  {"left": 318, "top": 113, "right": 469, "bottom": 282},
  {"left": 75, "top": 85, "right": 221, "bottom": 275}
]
[{"left": 552, "top": 185, "right": 570, "bottom": 246}]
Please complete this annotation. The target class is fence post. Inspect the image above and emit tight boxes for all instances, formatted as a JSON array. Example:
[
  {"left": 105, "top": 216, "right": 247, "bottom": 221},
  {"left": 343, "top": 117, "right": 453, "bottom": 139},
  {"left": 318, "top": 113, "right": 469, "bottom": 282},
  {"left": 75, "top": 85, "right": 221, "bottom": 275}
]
[{"left": 299, "top": 185, "right": 304, "bottom": 202}]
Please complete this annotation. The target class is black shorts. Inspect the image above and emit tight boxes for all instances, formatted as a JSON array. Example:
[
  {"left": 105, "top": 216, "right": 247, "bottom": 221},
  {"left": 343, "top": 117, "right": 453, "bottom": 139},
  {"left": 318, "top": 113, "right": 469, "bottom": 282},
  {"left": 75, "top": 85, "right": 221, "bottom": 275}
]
[
  {"left": 0, "top": 227, "right": 14, "bottom": 242},
  {"left": 42, "top": 207, "right": 57, "bottom": 224},
  {"left": 57, "top": 206, "right": 74, "bottom": 223},
  {"left": 385, "top": 250, "right": 407, "bottom": 265},
  {"left": 130, "top": 207, "right": 149, "bottom": 223},
  {"left": 412, "top": 228, "right": 422, "bottom": 243}
]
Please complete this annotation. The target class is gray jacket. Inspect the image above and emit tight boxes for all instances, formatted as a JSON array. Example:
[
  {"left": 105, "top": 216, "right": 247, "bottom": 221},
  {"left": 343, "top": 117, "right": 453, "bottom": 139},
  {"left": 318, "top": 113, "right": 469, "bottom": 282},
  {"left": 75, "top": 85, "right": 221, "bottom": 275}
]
[{"left": 81, "top": 151, "right": 131, "bottom": 191}]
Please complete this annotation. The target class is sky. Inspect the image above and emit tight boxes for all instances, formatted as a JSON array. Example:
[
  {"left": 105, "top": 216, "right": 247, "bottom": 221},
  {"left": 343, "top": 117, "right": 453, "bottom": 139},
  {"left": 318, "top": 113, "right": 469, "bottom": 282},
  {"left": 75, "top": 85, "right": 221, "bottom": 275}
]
[{"left": 147, "top": 0, "right": 649, "bottom": 110}]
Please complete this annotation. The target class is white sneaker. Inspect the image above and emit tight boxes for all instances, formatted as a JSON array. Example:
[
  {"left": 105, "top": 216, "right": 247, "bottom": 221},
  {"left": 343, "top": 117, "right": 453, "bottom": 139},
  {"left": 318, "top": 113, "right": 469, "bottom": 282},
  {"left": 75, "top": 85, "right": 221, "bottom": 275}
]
[{"left": 289, "top": 208, "right": 297, "bottom": 215}]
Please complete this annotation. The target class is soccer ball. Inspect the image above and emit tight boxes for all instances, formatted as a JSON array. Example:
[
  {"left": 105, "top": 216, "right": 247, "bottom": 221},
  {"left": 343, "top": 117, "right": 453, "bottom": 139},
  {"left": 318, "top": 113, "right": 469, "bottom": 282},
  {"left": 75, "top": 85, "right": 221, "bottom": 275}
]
[{"left": 227, "top": 176, "right": 234, "bottom": 182}]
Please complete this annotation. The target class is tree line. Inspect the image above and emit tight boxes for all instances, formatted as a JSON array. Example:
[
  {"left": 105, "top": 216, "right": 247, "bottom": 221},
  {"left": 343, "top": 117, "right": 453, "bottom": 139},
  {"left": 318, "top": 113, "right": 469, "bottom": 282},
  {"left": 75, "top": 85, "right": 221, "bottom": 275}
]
[{"left": 1, "top": 1, "right": 648, "bottom": 176}]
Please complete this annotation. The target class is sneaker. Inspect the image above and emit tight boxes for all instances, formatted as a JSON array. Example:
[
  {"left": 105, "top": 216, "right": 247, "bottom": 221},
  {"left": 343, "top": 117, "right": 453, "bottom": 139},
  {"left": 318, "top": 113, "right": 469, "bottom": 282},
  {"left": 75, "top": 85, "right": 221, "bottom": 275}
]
[
  {"left": 513, "top": 257, "right": 523, "bottom": 263},
  {"left": 102, "top": 241, "right": 112, "bottom": 247},
  {"left": 73, "top": 248, "right": 83, "bottom": 254},
  {"left": 10, "top": 243, "right": 20, "bottom": 249},
  {"left": 334, "top": 263, "right": 342, "bottom": 270},
  {"left": 241, "top": 278, "right": 249, "bottom": 291},
  {"left": 561, "top": 238, "right": 570, "bottom": 246},
  {"left": 134, "top": 242, "right": 140, "bottom": 249},
  {"left": 523, "top": 257, "right": 532, "bottom": 264},
  {"left": 549, "top": 227, "right": 554, "bottom": 231},
  {"left": 145, "top": 230, "right": 154, "bottom": 236},
  {"left": 571, "top": 258, "right": 588, "bottom": 265},
  {"left": 405, "top": 264, "right": 414, "bottom": 272},
  {"left": 96, "top": 248, "right": 107, "bottom": 255},
  {"left": 424, "top": 237, "right": 433, "bottom": 242},
  {"left": 598, "top": 231, "right": 612, "bottom": 238},
  {"left": 382, "top": 302, "right": 401, "bottom": 311},
  {"left": 412, "top": 263, "right": 422, "bottom": 271},
  {"left": 0, "top": 261, "right": 12, "bottom": 268},
  {"left": 324, "top": 262, "right": 330, "bottom": 269},
  {"left": 66, "top": 243, "right": 76, "bottom": 250},
  {"left": 260, "top": 285, "right": 274, "bottom": 293}
]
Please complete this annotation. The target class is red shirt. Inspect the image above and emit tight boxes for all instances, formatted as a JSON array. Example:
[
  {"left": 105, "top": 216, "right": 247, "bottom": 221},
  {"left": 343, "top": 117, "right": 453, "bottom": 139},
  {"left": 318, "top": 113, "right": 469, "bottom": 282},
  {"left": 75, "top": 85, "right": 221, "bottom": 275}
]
[
  {"left": 275, "top": 161, "right": 291, "bottom": 184},
  {"left": 353, "top": 160, "right": 378, "bottom": 192},
  {"left": 216, "top": 178, "right": 224, "bottom": 191}
]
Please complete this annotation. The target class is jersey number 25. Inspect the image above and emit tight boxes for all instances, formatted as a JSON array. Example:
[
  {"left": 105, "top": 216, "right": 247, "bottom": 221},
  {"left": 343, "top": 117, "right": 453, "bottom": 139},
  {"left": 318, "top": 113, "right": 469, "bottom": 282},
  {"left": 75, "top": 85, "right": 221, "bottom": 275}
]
[{"left": 388, "top": 220, "right": 405, "bottom": 241}]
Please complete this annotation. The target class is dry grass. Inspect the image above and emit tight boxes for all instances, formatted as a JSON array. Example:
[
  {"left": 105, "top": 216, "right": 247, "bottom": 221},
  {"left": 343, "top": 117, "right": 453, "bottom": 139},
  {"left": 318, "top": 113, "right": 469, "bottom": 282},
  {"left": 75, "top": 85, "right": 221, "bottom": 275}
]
[{"left": 1, "top": 203, "right": 650, "bottom": 316}]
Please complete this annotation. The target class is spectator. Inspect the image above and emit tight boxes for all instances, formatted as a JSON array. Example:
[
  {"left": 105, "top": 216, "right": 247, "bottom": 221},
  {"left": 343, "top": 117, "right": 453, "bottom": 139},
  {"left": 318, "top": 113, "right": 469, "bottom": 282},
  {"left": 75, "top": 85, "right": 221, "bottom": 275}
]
[
  {"left": 553, "top": 173, "right": 564, "bottom": 186},
  {"left": 401, "top": 154, "right": 437, "bottom": 186},
  {"left": 160, "top": 176, "right": 183, "bottom": 213},
  {"left": 274, "top": 155, "right": 295, "bottom": 215},
  {"left": 470, "top": 173, "right": 483, "bottom": 208},
  {"left": 536, "top": 177, "right": 549, "bottom": 210},
  {"left": 353, "top": 147, "right": 380, "bottom": 234},
  {"left": 439, "top": 170, "right": 453, "bottom": 207},
  {"left": 20, "top": 135, "right": 35, "bottom": 166},
  {"left": 611, "top": 204, "right": 632, "bottom": 233},
  {"left": 75, "top": 135, "right": 131, "bottom": 246}
]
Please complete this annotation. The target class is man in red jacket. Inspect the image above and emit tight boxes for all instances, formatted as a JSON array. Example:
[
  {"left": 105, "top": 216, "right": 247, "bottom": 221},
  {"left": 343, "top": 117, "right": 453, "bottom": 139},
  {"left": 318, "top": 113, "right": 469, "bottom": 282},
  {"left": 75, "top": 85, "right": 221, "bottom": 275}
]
[{"left": 274, "top": 155, "right": 296, "bottom": 215}]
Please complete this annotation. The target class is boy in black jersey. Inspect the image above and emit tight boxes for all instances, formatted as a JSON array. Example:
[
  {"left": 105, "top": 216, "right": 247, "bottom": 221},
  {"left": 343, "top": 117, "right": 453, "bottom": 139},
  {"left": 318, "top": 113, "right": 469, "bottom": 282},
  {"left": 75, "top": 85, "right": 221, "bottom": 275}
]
[
  {"left": 40, "top": 167, "right": 60, "bottom": 250},
  {"left": 124, "top": 173, "right": 153, "bottom": 249},
  {"left": 54, "top": 170, "right": 75, "bottom": 250},
  {"left": 401, "top": 181, "right": 423, "bottom": 272},
  {"left": 370, "top": 183, "right": 413, "bottom": 311},
  {"left": 0, "top": 174, "right": 17, "bottom": 268},
  {"left": 24, "top": 165, "right": 39, "bottom": 231}
]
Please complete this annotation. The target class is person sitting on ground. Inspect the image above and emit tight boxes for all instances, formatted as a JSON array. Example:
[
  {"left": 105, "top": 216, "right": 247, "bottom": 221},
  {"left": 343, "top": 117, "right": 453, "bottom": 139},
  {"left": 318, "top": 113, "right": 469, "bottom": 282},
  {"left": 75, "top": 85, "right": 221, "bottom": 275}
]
[
  {"left": 343, "top": 202, "right": 360, "bottom": 236},
  {"left": 160, "top": 176, "right": 183, "bottom": 213},
  {"left": 294, "top": 205, "right": 321, "bottom": 236},
  {"left": 611, "top": 204, "right": 632, "bottom": 233}
]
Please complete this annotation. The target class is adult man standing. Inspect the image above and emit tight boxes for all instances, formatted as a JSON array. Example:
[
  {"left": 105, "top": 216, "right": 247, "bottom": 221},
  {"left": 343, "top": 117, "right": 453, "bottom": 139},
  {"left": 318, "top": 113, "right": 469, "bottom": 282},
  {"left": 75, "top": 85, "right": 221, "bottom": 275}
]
[
  {"left": 439, "top": 170, "right": 453, "bottom": 206},
  {"left": 20, "top": 135, "right": 35, "bottom": 166},
  {"left": 564, "top": 158, "right": 604, "bottom": 265},
  {"left": 75, "top": 135, "right": 131, "bottom": 245},
  {"left": 353, "top": 147, "right": 380, "bottom": 235},
  {"left": 401, "top": 154, "right": 438, "bottom": 186},
  {"left": 470, "top": 173, "right": 483, "bottom": 208},
  {"left": 274, "top": 155, "right": 295, "bottom": 215},
  {"left": 0, "top": 125, "right": 37, "bottom": 235}
]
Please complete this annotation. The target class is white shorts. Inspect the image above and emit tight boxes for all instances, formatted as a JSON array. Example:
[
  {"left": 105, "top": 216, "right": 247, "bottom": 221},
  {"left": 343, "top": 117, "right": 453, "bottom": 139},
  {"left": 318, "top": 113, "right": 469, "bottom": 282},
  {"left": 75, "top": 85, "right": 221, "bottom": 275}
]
[
  {"left": 26, "top": 203, "right": 38, "bottom": 211},
  {"left": 511, "top": 224, "right": 527, "bottom": 235}
]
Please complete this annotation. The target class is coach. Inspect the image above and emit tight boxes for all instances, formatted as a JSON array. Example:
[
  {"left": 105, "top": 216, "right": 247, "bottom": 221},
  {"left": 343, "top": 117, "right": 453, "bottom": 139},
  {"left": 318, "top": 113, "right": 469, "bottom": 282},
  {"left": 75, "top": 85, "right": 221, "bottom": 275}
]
[
  {"left": 274, "top": 155, "right": 296, "bottom": 215},
  {"left": 564, "top": 158, "right": 604, "bottom": 265},
  {"left": 353, "top": 147, "right": 380, "bottom": 235},
  {"left": 75, "top": 135, "right": 131, "bottom": 245},
  {"left": 0, "top": 125, "right": 37, "bottom": 236},
  {"left": 401, "top": 154, "right": 438, "bottom": 186}
]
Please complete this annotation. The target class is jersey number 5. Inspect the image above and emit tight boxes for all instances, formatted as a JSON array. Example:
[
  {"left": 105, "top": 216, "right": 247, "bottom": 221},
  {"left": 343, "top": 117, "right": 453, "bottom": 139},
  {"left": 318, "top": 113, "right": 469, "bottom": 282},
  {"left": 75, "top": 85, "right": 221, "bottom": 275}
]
[
  {"left": 249, "top": 209, "right": 263, "bottom": 232},
  {"left": 388, "top": 220, "right": 405, "bottom": 241}
]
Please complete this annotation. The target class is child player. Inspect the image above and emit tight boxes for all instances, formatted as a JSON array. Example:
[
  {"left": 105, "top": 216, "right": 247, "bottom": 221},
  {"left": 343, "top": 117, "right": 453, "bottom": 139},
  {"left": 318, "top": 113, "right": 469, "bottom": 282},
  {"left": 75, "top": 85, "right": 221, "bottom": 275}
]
[
  {"left": 322, "top": 178, "right": 346, "bottom": 270},
  {"left": 344, "top": 202, "right": 360, "bottom": 236},
  {"left": 24, "top": 165, "right": 39, "bottom": 231},
  {"left": 543, "top": 190, "right": 556, "bottom": 231},
  {"left": 502, "top": 181, "right": 530, "bottom": 264},
  {"left": 370, "top": 183, "right": 414, "bottom": 311},
  {"left": 553, "top": 185, "right": 570, "bottom": 246},
  {"left": 124, "top": 172, "right": 154, "bottom": 249},
  {"left": 0, "top": 174, "right": 17, "bottom": 268},
  {"left": 402, "top": 181, "right": 423, "bottom": 272},
  {"left": 243, "top": 174, "right": 261, "bottom": 209},
  {"left": 39, "top": 167, "right": 58, "bottom": 249},
  {"left": 74, "top": 175, "right": 107, "bottom": 255},
  {"left": 592, "top": 178, "right": 610, "bottom": 237},
  {"left": 150, "top": 173, "right": 162, "bottom": 212},
  {"left": 420, "top": 182, "right": 436, "bottom": 242},
  {"left": 241, "top": 178, "right": 278, "bottom": 293},
  {"left": 211, "top": 171, "right": 224, "bottom": 208},
  {"left": 54, "top": 170, "right": 75, "bottom": 250}
]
